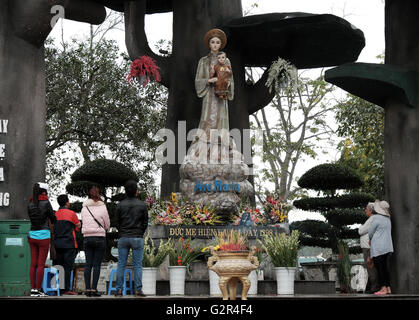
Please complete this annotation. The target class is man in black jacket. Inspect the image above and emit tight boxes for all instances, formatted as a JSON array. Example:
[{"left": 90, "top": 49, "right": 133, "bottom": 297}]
[{"left": 114, "top": 180, "right": 148, "bottom": 297}]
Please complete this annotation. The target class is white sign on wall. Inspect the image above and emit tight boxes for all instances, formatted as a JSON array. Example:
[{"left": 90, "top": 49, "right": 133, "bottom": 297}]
[{"left": 0, "top": 118, "right": 9, "bottom": 207}]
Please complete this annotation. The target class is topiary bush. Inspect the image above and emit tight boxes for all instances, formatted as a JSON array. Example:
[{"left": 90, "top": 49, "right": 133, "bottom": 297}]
[
  {"left": 297, "top": 163, "right": 363, "bottom": 191},
  {"left": 291, "top": 163, "right": 373, "bottom": 254},
  {"left": 70, "top": 158, "right": 138, "bottom": 188},
  {"left": 67, "top": 159, "right": 139, "bottom": 262}
]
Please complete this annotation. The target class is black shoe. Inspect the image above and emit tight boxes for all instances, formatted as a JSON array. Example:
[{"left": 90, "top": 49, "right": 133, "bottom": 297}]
[
  {"left": 135, "top": 290, "right": 146, "bottom": 297},
  {"left": 90, "top": 290, "right": 102, "bottom": 297},
  {"left": 114, "top": 290, "right": 123, "bottom": 297}
]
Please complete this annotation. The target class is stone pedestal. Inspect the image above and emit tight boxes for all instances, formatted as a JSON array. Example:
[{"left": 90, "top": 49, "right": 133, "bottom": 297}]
[{"left": 179, "top": 135, "right": 254, "bottom": 218}]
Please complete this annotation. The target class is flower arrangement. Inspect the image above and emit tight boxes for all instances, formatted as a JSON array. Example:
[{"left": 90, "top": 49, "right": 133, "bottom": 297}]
[
  {"left": 261, "top": 194, "right": 291, "bottom": 225},
  {"left": 168, "top": 237, "right": 203, "bottom": 268},
  {"left": 142, "top": 232, "right": 172, "bottom": 268},
  {"left": 259, "top": 230, "right": 300, "bottom": 267},
  {"left": 128, "top": 55, "right": 161, "bottom": 85},
  {"left": 215, "top": 229, "right": 248, "bottom": 251},
  {"left": 252, "top": 243, "right": 266, "bottom": 266},
  {"left": 149, "top": 193, "right": 222, "bottom": 226},
  {"left": 233, "top": 205, "right": 267, "bottom": 226},
  {"left": 150, "top": 198, "right": 184, "bottom": 225},
  {"left": 189, "top": 204, "right": 222, "bottom": 225}
]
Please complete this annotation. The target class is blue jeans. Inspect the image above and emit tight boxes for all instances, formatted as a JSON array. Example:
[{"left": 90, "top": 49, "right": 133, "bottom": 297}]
[{"left": 116, "top": 237, "right": 144, "bottom": 291}]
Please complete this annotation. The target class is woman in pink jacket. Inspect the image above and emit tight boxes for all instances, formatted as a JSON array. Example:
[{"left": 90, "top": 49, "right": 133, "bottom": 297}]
[{"left": 81, "top": 186, "right": 110, "bottom": 297}]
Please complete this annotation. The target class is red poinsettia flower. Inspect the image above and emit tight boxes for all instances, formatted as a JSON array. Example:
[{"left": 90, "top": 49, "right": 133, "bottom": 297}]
[{"left": 128, "top": 55, "right": 161, "bottom": 85}]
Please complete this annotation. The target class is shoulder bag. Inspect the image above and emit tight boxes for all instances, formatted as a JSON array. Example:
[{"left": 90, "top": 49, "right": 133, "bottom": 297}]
[{"left": 86, "top": 206, "right": 105, "bottom": 230}]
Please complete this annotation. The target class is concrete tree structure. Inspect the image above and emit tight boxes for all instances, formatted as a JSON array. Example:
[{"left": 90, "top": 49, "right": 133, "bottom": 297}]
[
  {"left": 0, "top": 0, "right": 364, "bottom": 220},
  {"left": 120, "top": 0, "right": 365, "bottom": 198},
  {"left": 0, "top": 1, "right": 107, "bottom": 219},
  {"left": 325, "top": 0, "right": 419, "bottom": 293}
]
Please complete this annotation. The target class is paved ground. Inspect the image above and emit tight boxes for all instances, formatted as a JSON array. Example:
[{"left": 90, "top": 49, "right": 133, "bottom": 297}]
[{"left": 2, "top": 293, "right": 419, "bottom": 299}]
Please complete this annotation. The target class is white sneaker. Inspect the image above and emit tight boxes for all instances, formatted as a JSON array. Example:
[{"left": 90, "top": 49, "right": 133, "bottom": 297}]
[
  {"left": 30, "top": 289, "right": 40, "bottom": 297},
  {"left": 30, "top": 289, "right": 49, "bottom": 297},
  {"left": 38, "top": 290, "right": 49, "bottom": 297}
]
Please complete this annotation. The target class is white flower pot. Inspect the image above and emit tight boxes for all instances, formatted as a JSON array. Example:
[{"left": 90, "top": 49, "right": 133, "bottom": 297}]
[
  {"left": 209, "top": 270, "right": 222, "bottom": 296},
  {"left": 142, "top": 267, "right": 158, "bottom": 295},
  {"left": 275, "top": 267, "right": 296, "bottom": 295},
  {"left": 168, "top": 266, "right": 186, "bottom": 295},
  {"left": 248, "top": 270, "right": 258, "bottom": 295}
]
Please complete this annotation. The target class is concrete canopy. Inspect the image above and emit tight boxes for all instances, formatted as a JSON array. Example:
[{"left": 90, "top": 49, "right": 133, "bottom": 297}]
[
  {"left": 225, "top": 13, "right": 365, "bottom": 68},
  {"left": 94, "top": 0, "right": 172, "bottom": 13},
  {"left": 325, "top": 62, "right": 417, "bottom": 107}
]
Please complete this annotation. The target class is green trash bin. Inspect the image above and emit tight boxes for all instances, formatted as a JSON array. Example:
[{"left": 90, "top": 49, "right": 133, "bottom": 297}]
[{"left": 0, "top": 220, "right": 31, "bottom": 296}]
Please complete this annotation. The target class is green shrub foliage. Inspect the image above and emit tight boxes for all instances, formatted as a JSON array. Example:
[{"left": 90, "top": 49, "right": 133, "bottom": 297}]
[
  {"left": 66, "top": 181, "right": 103, "bottom": 197},
  {"left": 292, "top": 163, "right": 373, "bottom": 253},
  {"left": 67, "top": 159, "right": 138, "bottom": 262},
  {"left": 71, "top": 158, "right": 138, "bottom": 188},
  {"left": 293, "top": 193, "right": 374, "bottom": 211},
  {"left": 297, "top": 163, "right": 363, "bottom": 191}
]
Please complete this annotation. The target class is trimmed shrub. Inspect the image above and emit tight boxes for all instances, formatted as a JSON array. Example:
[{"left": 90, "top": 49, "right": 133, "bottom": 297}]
[
  {"left": 71, "top": 158, "right": 138, "bottom": 187},
  {"left": 293, "top": 193, "right": 374, "bottom": 211},
  {"left": 292, "top": 162, "right": 373, "bottom": 253},
  {"left": 297, "top": 163, "right": 362, "bottom": 191},
  {"left": 66, "top": 180, "right": 103, "bottom": 197}
]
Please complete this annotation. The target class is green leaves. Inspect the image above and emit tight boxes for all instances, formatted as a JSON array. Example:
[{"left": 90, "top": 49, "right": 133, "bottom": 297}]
[
  {"left": 297, "top": 163, "right": 362, "bottom": 192},
  {"left": 259, "top": 230, "right": 300, "bottom": 267},
  {"left": 335, "top": 94, "right": 384, "bottom": 198},
  {"left": 45, "top": 35, "right": 167, "bottom": 193}
]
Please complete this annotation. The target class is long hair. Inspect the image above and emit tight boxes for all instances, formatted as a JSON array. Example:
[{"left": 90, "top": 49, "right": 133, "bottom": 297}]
[
  {"left": 32, "top": 183, "right": 41, "bottom": 207},
  {"left": 88, "top": 186, "right": 101, "bottom": 202},
  {"left": 32, "top": 183, "right": 47, "bottom": 207}
]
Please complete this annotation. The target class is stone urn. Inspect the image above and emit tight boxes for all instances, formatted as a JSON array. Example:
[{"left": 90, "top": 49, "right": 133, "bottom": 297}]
[{"left": 207, "top": 246, "right": 259, "bottom": 300}]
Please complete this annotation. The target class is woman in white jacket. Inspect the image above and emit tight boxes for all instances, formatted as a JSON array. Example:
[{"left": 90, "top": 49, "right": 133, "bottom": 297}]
[
  {"left": 358, "top": 202, "right": 379, "bottom": 293},
  {"left": 81, "top": 186, "right": 110, "bottom": 296}
]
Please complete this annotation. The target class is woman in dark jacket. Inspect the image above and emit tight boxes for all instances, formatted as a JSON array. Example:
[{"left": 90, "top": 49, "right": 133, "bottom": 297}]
[{"left": 27, "top": 182, "right": 56, "bottom": 297}]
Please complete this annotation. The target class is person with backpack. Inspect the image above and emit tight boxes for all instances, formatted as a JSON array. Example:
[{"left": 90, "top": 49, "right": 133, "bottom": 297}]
[
  {"left": 27, "top": 182, "right": 56, "bottom": 297},
  {"left": 53, "top": 194, "right": 81, "bottom": 295},
  {"left": 80, "top": 185, "right": 110, "bottom": 297}
]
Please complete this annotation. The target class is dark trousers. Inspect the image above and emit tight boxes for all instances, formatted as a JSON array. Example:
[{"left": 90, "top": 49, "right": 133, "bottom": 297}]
[
  {"left": 372, "top": 253, "right": 391, "bottom": 287},
  {"left": 83, "top": 236, "right": 106, "bottom": 290},
  {"left": 55, "top": 248, "right": 77, "bottom": 291},
  {"left": 362, "top": 248, "right": 379, "bottom": 291}
]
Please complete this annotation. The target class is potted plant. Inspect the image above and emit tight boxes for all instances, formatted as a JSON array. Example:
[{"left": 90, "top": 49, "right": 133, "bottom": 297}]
[
  {"left": 259, "top": 230, "right": 300, "bottom": 294},
  {"left": 141, "top": 232, "right": 171, "bottom": 295},
  {"left": 207, "top": 230, "right": 259, "bottom": 300},
  {"left": 167, "top": 237, "right": 202, "bottom": 295},
  {"left": 336, "top": 240, "right": 353, "bottom": 293},
  {"left": 248, "top": 243, "right": 267, "bottom": 295}
]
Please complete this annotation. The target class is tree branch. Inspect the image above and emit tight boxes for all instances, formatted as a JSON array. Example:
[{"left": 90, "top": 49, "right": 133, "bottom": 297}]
[
  {"left": 124, "top": 0, "right": 170, "bottom": 88},
  {"left": 247, "top": 68, "right": 275, "bottom": 115}
]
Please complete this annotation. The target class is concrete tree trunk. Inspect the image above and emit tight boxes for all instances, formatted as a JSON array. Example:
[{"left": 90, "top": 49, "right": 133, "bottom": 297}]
[
  {"left": 384, "top": 0, "right": 419, "bottom": 293},
  {"left": 0, "top": 0, "right": 106, "bottom": 219},
  {"left": 0, "top": 16, "right": 46, "bottom": 219}
]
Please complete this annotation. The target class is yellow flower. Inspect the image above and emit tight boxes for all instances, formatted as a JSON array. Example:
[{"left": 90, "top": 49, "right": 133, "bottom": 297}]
[{"left": 171, "top": 192, "right": 178, "bottom": 204}]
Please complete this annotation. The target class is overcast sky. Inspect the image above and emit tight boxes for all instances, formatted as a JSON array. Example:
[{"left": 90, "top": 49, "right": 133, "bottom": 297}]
[{"left": 48, "top": 1, "right": 385, "bottom": 221}]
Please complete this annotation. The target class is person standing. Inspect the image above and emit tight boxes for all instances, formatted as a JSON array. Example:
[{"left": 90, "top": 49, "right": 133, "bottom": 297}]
[
  {"left": 81, "top": 186, "right": 110, "bottom": 297},
  {"left": 358, "top": 202, "right": 380, "bottom": 293},
  {"left": 27, "top": 182, "right": 56, "bottom": 297},
  {"left": 369, "top": 200, "right": 394, "bottom": 295},
  {"left": 53, "top": 194, "right": 81, "bottom": 295},
  {"left": 114, "top": 180, "right": 148, "bottom": 297}
]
